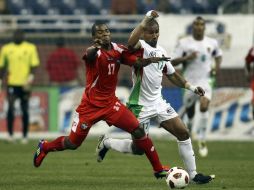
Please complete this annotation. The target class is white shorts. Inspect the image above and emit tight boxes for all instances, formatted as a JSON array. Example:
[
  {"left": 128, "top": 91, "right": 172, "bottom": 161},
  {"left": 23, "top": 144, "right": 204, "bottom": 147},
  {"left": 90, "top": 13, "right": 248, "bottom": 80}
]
[{"left": 138, "top": 98, "right": 178, "bottom": 126}]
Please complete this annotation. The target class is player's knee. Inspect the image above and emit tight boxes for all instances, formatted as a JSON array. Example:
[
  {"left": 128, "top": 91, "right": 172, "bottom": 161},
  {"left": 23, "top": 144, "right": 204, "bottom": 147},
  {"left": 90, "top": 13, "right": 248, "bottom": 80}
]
[
  {"left": 131, "top": 143, "right": 145, "bottom": 155},
  {"left": 64, "top": 137, "right": 79, "bottom": 150},
  {"left": 177, "top": 128, "right": 190, "bottom": 141},
  {"left": 131, "top": 127, "right": 145, "bottom": 139},
  {"left": 200, "top": 107, "right": 208, "bottom": 112}
]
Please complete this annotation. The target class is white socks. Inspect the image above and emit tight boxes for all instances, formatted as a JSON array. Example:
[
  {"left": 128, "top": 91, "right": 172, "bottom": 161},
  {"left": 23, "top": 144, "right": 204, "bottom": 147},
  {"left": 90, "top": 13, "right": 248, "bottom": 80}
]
[
  {"left": 177, "top": 138, "right": 197, "bottom": 179},
  {"left": 104, "top": 136, "right": 198, "bottom": 179},
  {"left": 104, "top": 138, "right": 133, "bottom": 154}
]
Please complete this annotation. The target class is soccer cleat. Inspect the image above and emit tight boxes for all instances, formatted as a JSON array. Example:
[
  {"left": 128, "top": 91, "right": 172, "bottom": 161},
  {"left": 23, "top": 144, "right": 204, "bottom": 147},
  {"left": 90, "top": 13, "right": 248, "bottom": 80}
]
[
  {"left": 198, "top": 141, "right": 208, "bottom": 157},
  {"left": 192, "top": 173, "right": 215, "bottom": 184},
  {"left": 96, "top": 135, "right": 109, "bottom": 162},
  {"left": 33, "top": 140, "right": 48, "bottom": 167},
  {"left": 154, "top": 166, "right": 170, "bottom": 179}
]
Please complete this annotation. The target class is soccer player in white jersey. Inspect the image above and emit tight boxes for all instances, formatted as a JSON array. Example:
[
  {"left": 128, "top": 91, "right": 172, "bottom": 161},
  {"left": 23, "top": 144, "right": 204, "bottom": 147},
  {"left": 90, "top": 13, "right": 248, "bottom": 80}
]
[
  {"left": 171, "top": 16, "right": 222, "bottom": 157},
  {"left": 96, "top": 11, "right": 214, "bottom": 184}
]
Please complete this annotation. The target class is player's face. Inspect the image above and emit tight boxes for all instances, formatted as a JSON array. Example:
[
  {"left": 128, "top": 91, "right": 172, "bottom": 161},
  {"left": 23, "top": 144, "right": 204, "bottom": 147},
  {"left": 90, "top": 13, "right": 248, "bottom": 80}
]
[
  {"left": 94, "top": 24, "right": 111, "bottom": 45},
  {"left": 192, "top": 19, "right": 205, "bottom": 38},
  {"left": 143, "top": 23, "right": 159, "bottom": 47}
]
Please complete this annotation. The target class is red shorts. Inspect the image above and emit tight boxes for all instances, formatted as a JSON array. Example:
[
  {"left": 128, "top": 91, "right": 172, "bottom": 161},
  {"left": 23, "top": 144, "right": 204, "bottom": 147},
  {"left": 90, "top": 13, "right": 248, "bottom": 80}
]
[{"left": 69, "top": 98, "right": 139, "bottom": 146}]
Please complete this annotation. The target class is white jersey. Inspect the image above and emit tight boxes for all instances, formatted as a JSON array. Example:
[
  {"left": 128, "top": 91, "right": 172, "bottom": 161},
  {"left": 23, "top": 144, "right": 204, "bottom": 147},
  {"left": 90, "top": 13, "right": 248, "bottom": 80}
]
[
  {"left": 173, "top": 36, "right": 222, "bottom": 87},
  {"left": 128, "top": 40, "right": 175, "bottom": 107}
]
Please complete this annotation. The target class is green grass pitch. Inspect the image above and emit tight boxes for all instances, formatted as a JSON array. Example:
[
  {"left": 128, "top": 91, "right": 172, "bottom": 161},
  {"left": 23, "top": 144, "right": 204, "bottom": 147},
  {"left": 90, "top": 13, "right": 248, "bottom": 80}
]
[{"left": 0, "top": 138, "right": 253, "bottom": 190}]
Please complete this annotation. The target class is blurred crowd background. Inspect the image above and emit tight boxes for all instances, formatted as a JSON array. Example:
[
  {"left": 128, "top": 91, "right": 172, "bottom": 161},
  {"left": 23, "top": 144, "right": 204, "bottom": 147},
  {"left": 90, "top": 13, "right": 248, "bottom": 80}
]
[{"left": 0, "top": 0, "right": 253, "bottom": 87}]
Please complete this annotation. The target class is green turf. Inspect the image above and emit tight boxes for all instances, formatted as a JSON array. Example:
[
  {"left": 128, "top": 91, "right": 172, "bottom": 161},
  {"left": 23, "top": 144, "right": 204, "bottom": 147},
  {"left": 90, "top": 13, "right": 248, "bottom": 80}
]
[{"left": 0, "top": 139, "right": 253, "bottom": 190}]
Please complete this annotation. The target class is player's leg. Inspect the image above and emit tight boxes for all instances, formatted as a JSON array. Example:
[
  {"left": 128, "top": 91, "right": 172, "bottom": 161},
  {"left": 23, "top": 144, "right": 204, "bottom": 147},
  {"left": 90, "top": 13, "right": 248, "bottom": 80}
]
[
  {"left": 20, "top": 89, "right": 30, "bottom": 143},
  {"left": 6, "top": 86, "right": 17, "bottom": 142},
  {"left": 196, "top": 96, "right": 210, "bottom": 157},
  {"left": 106, "top": 102, "right": 168, "bottom": 178},
  {"left": 158, "top": 100, "right": 213, "bottom": 184},
  {"left": 186, "top": 103, "right": 195, "bottom": 133},
  {"left": 97, "top": 121, "right": 149, "bottom": 159},
  {"left": 96, "top": 104, "right": 152, "bottom": 160},
  {"left": 183, "top": 91, "right": 197, "bottom": 134},
  {"left": 160, "top": 117, "right": 213, "bottom": 184},
  {"left": 33, "top": 111, "right": 91, "bottom": 167}
]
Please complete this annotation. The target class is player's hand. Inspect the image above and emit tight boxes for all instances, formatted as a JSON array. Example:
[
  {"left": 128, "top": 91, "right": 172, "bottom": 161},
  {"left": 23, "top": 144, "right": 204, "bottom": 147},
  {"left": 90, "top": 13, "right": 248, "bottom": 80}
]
[
  {"left": 93, "top": 38, "right": 102, "bottom": 49},
  {"left": 194, "top": 86, "right": 205, "bottom": 96},
  {"left": 148, "top": 56, "right": 171, "bottom": 63},
  {"left": 146, "top": 10, "right": 159, "bottom": 19},
  {"left": 141, "top": 10, "right": 158, "bottom": 27}
]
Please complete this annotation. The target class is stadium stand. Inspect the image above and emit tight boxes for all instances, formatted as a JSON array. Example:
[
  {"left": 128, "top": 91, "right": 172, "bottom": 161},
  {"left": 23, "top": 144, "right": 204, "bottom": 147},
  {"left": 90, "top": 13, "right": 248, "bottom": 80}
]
[{"left": 0, "top": 0, "right": 252, "bottom": 87}]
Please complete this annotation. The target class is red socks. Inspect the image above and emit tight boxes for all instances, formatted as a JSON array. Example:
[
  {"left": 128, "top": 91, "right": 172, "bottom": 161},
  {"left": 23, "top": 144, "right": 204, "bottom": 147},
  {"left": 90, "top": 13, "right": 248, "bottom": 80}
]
[
  {"left": 134, "top": 136, "right": 163, "bottom": 172},
  {"left": 43, "top": 136, "right": 65, "bottom": 153}
]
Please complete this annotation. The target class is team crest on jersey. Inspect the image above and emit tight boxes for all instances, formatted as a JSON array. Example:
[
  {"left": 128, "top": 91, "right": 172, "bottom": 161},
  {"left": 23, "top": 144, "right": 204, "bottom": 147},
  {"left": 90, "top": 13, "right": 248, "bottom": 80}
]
[
  {"left": 81, "top": 123, "right": 88, "bottom": 130},
  {"left": 149, "top": 51, "right": 156, "bottom": 57}
]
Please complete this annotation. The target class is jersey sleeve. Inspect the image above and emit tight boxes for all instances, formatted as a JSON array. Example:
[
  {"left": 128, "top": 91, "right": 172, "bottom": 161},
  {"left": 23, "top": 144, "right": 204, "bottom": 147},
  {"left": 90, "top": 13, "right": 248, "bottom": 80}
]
[
  {"left": 30, "top": 44, "right": 40, "bottom": 67},
  {"left": 122, "top": 49, "right": 143, "bottom": 66},
  {"left": 161, "top": 49, "right": 175, "bottom": 75}
]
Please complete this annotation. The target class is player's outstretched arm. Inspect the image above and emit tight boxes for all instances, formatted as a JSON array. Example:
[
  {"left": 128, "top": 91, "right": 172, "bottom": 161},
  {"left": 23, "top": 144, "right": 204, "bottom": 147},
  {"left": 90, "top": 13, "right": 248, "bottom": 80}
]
[
  {"left": 128, "top": 10, "right": 158, "bottom": 50},
  {"left": 171, "top": 52, "right": 197, "bottom": 66},
  {"left": 167, "top": 72, "right": 205, "bottom": 96},
  {"left": 135, "top": 56, "right": 170, "bottom": 68}
]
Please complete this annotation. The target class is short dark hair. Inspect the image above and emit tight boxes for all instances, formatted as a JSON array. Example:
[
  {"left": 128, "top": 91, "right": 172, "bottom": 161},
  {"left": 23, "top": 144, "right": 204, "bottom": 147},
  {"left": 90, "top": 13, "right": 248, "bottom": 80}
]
[
  {"left": 144, "top": 19, "right": 159, "bottom": 31},
  {"left": 91, "top": 22, "right": 108, "bottom": 36},
  {"left": 193, "top": 16, "right": 205, "bottom": 24}
]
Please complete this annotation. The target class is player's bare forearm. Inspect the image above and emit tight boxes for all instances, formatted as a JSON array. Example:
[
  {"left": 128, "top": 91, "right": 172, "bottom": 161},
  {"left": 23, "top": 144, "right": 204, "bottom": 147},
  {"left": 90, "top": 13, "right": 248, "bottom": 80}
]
[
  {"left": 171, "top": 58, "right": 185, "bottom": 66},
  {"left": 127, "top": 26, "right": 143, "bottom": 50},
  {"left": 128, "top": 10, "right": 158, "bottom": 50},
  {"left": 167, "top": 72, "right": 187, "bottom": 88},
  {"left": 135, "top": 56, "right": 170, "bottom": 68},
  {"left": 172, "top": 53, "right": 197, "bottom": 66},
  {"left": 86, "top": 46, "right": 99, "bottom": 62},
  {"left": 86, "top": 38, "right": 102, "bottom": 62},
  {"left": 168, "top": 71, "right": 205, "bottom": 96}
]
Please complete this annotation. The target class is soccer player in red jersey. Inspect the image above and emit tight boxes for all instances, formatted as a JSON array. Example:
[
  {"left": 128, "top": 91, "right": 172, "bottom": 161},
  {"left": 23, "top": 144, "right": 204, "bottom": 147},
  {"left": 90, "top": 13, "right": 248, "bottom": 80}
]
[
  {"left": 33, "top": 22, "right": 170, "bottom": 178},
  {"left": 245, "top": 47, "right": 254, "bottom": 119}
]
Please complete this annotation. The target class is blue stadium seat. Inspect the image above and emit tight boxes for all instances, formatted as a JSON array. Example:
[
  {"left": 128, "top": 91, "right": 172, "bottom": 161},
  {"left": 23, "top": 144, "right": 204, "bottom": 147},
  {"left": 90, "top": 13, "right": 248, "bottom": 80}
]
[{"left": 7, "top": 0, "right": 26, "bottom": 15}]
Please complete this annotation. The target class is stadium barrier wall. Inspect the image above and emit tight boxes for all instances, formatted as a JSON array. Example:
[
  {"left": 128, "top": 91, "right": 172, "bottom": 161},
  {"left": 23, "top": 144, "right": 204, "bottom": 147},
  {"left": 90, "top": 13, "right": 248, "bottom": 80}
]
[{"left": 0, "top": 86, "right": 253, "bottom": 141}]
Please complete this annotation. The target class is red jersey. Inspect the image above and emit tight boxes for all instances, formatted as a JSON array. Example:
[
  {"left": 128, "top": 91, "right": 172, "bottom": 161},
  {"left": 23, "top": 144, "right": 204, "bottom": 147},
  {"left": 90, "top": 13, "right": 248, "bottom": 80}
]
[{"left": 81, "top": 42, "right": 137, "bottom": 108}]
